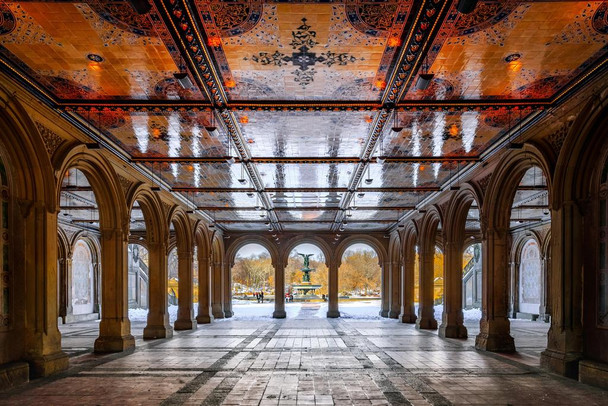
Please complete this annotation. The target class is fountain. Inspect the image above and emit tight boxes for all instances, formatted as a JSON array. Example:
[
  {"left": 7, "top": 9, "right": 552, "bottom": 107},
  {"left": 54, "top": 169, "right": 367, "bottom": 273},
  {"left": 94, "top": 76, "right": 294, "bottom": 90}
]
[{"left": 290, "top": 253, "right": 321, "bottom": 300}]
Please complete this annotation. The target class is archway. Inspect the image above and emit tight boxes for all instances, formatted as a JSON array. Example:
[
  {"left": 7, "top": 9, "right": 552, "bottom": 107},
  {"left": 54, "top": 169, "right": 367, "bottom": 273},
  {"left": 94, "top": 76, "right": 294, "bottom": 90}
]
[
  {"left": 127, "top": 242, "right": 149, "bottom": 311},
  {"left": 126, "top": 187, "right": 172, "bottom": 340},
  {"left": 57, "top": 168, "right": 103, "bottom": 351},
  {"left": 477, "top": 149, "right": 553, "bottom": 353},
  {"left": 285, "top": 242, "right": 328, "bottom": 318},
  {"left": 337, "top": 243, "right": 382, "bottom": 318},
  {"left": 231, "top": 243, "right": 274, "bottom": 318}
]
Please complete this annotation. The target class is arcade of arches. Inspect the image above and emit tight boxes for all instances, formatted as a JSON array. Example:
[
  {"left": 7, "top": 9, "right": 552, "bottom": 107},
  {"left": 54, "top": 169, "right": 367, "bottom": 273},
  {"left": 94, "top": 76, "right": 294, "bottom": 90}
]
[{"left": 0, "top": 0, "right": 608, "bottom": 403}]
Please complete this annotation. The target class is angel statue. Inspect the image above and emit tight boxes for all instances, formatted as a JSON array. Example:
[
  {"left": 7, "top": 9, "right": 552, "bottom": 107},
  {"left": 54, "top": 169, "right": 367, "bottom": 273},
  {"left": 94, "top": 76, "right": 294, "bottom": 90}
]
[{"left": 297, "top": 252, "right": 314, "bottom": 269}]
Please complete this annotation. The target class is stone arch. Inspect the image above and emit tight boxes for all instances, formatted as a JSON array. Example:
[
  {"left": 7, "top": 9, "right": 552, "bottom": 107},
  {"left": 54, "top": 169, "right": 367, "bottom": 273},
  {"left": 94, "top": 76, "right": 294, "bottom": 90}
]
[
  {"left": 193, "top": 220, "right": 213, "bottom": 323},
  {"left": 69, "top": 236, "right": 100, "bottom": 319},
  {"left": 475, "top": 143, "right": 553, "bottom": 353},
  {"left": 446, "top": 183, "right": 483, "bottom": 245},
  {"left": 226, "top": 235, "right": 280, "bottom": 270},
  {"left": 210, "top": 232, "right": 226, "bottom": 319},
  {"left": 167, "top": 206, "right": 196, "bottom": 330},
  {"left": 484, "top": 145, "right": 554, "bottom": 231},
  {"left": 542, "top": 86, "right": 608, "bottom": 377},
  {"left": 127, "top": 185, "right": 166, "bottom": 247},
  {"left": 0, "top": 89, "right": 68, "bottom": 375},
  {"left": 510, "top": 232, "right": 543, "bottom": 318},
  {"left": 281, "top": 235, "right": 333, "bottom": 269},
  {"left": 400, "top": 221, "right": 419, "bottom": 323},
  {"left": 334, "top": 235, "right": 387, "bottom": 268},
  {"left": 55, "top": 145, "right": 134, "bottom": 353},
  {"left": 55, "top": 146, "right": 127, "bottom": 232},
  {"left": 415, "top": 207, "right": 443, "bottom": 330}
]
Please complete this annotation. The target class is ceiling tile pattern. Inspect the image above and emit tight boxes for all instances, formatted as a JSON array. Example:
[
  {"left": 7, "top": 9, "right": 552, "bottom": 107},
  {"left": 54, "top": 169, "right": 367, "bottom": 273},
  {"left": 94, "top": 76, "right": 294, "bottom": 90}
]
[
  {"left": 0, "top": 0, "right": 603, "bottom": 233},
  {"left": 0, "top": 1, "right": 202, "bottom": 100},
  {"left": 197, "top": 1, "right": 413, "bottom": 101},
  {"left": 403, "top": 0, "right": 608, "bottom": 101}
]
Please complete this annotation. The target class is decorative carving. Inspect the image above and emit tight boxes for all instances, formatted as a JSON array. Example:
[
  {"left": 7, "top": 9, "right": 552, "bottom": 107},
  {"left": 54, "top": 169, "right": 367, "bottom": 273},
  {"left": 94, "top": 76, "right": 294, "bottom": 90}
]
[
  {"left": 547, "top": 120, "right": 574, "bottom": 155},
  {"left": 593, "top": 2, "right": 608, "bottom": 34},
  {"left": 35, "top": 122, "right": 64, "bottom": 157},
  {"left": 0, "top": 3, "right": 16, "bottom": 35},
  {"left": 162, "top": 201, "right": 173, "bottom": 216},
  {"left": 477, "top": 173, "right": 492, "bottom": 195},
  {"left": 117, "top": 175, "right": 132, "bottom": 197}
]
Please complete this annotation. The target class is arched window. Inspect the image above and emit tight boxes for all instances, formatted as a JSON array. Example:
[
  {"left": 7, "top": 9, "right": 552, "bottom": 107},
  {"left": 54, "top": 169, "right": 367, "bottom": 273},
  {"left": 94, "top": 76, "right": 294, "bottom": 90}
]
[
  {"left": 0, "top": 158, "right": 9, "bottom": 328},
  {"left": 519, "top": 239, "right": 541, "bottom": 315},
  {"left": 71, "top": 240, "right": 94, "bottom": 315},
  {"left": 598, "top": 162, "right": 608, "bottom": 327}
]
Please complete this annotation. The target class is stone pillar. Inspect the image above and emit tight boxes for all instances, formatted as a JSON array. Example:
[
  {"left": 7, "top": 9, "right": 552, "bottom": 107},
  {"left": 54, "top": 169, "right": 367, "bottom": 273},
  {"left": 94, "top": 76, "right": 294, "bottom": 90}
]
[
  {"left": 475, "top": 227, "right": 515, "bottom": 352},
  {"left": 416, "top": 244, "right": 437, "bottom": 330},
  {"left": 399, "top": 244, "right": 417, "bottom": 323},
  {"left": 327, "top": 262, "right": 340, "bottom": 318},
  {"left": 388, "top": 261, "right": 401, "bottom": 318},
  {"left": 143, "top": 240, "right": 173, "bottom": 339},
  {"left": 508, "top": 261, "right": 517, "bottom": 318},
  {"left": 439, "top": 241, "right": 467, "bottom": 338},
  {"left": 273, "top": 260, "right": 286, "bottom": 318},
  {"left": 541, "top": 203, "right": 583, "bottom": 377},
  {"left": 95, "top": 227, "right": 135, "bottom": 353},
  {"left": 22, "top": 203, "right": 69, "bottom": 376},
  {"left": 57, "top": 255, "right": 70, "bottom": 323},
  {"left": 223, "top": 262, "right": 233, "bottom": 318},
  {"left": 196, "top": 255, "right": 213, "bottom": 324},
  {"left": 211, "top": 261, "right": 224, "bottom": 319},
  {"left": 174, "top": 248, "right": 196, "bottom": 330},
  {"left": 380, "top": 261, "right": 390, "bottom": 317}
]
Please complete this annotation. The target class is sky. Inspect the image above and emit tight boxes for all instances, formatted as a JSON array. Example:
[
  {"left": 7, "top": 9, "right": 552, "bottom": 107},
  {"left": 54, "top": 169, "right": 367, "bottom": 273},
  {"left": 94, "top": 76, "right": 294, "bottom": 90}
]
[{"left": 235, "top": 242, "right": 377, "bottom": 260}]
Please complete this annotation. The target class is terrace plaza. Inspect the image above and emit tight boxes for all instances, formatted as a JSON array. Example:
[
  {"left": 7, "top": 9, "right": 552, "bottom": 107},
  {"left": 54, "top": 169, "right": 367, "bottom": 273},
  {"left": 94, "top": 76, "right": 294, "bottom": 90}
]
[{"left": 0, "top": 0, "right": 607, "bottom": 404}]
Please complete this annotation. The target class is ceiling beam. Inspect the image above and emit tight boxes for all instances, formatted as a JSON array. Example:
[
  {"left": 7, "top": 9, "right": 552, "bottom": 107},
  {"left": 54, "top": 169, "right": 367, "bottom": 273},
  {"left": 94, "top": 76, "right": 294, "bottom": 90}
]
[
  {"left": 172, "top": 187, "right": 440, "bottom": 193},
  {"left": 196, "top": 206, "right": 416, "bottom": 211},
  {"left": 217, "top": 220, "right": 395, "bottom": 224},
  {"left": 131, "top": 156, "right": 481, "bottom": 164},
  {"left": 59, "top": 99, "right": 550, "bottom": 112}
]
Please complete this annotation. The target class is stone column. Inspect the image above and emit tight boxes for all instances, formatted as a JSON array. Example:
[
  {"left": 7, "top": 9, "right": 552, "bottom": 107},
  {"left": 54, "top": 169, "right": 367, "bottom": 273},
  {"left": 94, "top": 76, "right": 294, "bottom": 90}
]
[
  {"left": 211, "top": 261, "right": 224, "bottom": 319},
  {"left": 327, "top": 262, "right": 340, "bottom": 318},
  {"left": 143, "top": 240, "right": 173, "bottom": 339},
  {"left": 57, "top": 255, "right": 70, "bottom": 323},
  {"left": 380, "top": 261, "right": 390, "bottom": 317},
  {"left": 174, "top": 248, "right": 196, "bottom": 330},
  {"left": 540, "top": 203, "right": 583, "bottom": 377},
  {"left": 439, "top": 241, "right": 467, "bottom": 338},
  {"left": 22, "top": 203, "right": 69, "bottom": 376},
  {"left": 95, "top": 226, "right": 135, "bottom": 353},
  {"left": 475, "top": 227, "right": 515, "bottom": 352},
  {"left": 388, "top": 261, "right": 401, "bottom": 318},
  {"left": 273, "top": 260, "right": 286, "bottom": 318},
  {"left": 416, "top": 244, "right": 437, "bottom": 330},
  {"left": 399, "top": 245, "right": 417, "bottom": 323},
  {"left": 223, "top": 262, "right": 233, "bottom": 318},
  {"left": 196, "top": 255, "right": 213, "bottom": 324}
]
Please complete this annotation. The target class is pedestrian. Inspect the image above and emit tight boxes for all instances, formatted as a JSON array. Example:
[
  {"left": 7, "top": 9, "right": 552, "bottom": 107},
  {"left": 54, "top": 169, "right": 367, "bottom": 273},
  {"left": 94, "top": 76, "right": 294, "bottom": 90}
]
[
  {"left": 256, "top": 291, "right": 260, "bottom": 303},
  {"left": 260, "top": 291, "right": 264, "bottom": 303}
]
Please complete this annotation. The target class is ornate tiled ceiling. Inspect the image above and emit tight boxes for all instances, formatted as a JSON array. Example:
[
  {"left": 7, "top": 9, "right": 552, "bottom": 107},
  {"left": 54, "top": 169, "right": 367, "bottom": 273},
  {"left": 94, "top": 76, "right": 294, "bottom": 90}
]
[{"left": 1, "top": 0, "right": 606, "bottom": 233}]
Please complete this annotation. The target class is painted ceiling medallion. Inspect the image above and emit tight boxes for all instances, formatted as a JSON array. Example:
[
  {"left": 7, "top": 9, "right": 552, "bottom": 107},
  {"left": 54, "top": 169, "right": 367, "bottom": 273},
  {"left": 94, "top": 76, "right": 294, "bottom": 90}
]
[
  {"left": 0, "top": 4, "right": 16, "bottom": 35},
  {"left": 244, "top": 18, "right": 362, "bottom": 88}
]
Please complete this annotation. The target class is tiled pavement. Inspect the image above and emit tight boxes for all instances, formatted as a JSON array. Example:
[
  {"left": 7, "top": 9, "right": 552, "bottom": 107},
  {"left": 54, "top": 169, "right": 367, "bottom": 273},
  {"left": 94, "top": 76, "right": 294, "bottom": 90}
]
[{"left": 1, "top": 306, "right": 607, "bottom": 405}]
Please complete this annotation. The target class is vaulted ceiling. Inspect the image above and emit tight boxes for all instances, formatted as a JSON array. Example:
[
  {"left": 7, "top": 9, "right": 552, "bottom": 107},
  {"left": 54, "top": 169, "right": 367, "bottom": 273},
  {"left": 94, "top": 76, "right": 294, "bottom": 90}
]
[{"left": 1, "top": 0, "right": 606, "bottom": 233}]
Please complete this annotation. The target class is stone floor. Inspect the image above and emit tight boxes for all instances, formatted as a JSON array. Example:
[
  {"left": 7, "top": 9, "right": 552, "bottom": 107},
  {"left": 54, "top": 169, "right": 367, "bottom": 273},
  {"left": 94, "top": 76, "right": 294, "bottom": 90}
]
[{"left": 1, "top": 304, "right": 606, "bottom": 405}]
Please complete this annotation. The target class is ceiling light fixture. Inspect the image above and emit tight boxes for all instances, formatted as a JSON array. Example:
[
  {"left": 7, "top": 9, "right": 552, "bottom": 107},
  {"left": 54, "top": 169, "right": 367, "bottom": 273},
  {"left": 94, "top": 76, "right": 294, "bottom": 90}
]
[
  {"left": 127, "top": 0, "right": 152, "bottom": 15},
  {"left": 238, "top": 163, "right": 247, "bottom": 184},
  {"left": 457, "top": 0, "right": 479, "bottom": 14},
  {"left": 364, "top": 165, "right": 373, "bottom": 184},
  {"left": 416, "top": 55, "right": 434, "bottom": 91},
  {"left": 391, "top": 110, "right": 404, "bottom": 133},
  {"left": 174, "top": 71, "right": 193, "bottom": 90},
  {"left": 246, "top": 192, "right": 255, "bottom": 198}
]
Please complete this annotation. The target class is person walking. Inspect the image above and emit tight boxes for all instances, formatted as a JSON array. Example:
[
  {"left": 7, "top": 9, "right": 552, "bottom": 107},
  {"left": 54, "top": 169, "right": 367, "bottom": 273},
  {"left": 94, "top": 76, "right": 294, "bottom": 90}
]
[{"left": 260, "top": 291, "right": 264, "bottom": 303}]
